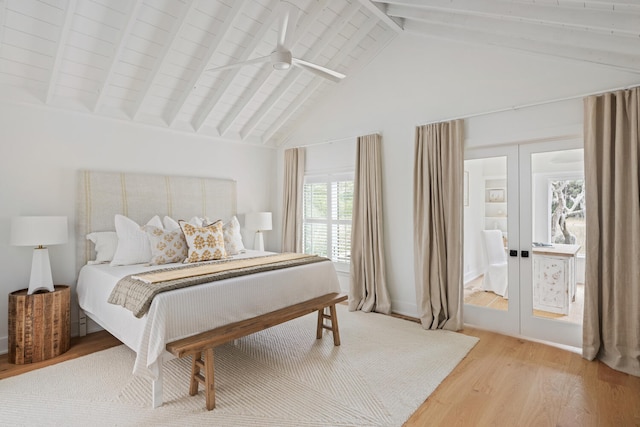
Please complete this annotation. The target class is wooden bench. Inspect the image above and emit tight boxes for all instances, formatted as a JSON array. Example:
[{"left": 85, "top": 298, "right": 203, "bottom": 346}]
[{"left": 165, "top": 292, "right": 348, "bottom": 410}]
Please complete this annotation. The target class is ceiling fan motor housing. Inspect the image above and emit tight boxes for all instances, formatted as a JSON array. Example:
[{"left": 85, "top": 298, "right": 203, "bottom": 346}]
[{"left": 271, "top": 50, "right": 292, "bottom": 70}]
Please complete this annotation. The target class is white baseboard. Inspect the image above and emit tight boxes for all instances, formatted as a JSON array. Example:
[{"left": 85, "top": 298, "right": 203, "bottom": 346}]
[{"left": 390, "top": 300, "right": 418, "bottom": 318}]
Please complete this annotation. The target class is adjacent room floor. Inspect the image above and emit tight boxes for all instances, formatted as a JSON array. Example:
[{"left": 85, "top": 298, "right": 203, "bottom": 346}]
[{"left": 464, "top": 275, "right": 585, "bottom": 324}]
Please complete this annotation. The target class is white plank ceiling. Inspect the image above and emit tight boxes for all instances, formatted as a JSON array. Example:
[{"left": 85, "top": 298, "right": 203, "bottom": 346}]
[
  {"left": 373, "top": 0, "right": 640, "bottom": 75},
  {"left": 0, "top": 0, "right": 638, "bottom": 146}
]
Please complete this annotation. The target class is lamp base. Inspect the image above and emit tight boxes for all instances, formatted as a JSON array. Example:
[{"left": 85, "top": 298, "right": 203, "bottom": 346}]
[
  {"left": 253, "top": 231, "right": 265, "bottom": 252},
  {"left": 28, "top": 247, "right": 55, "bottom": 295}
]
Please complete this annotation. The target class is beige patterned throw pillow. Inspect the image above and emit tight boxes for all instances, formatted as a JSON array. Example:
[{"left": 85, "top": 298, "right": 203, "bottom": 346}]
[
  {"left": 179, "top": 220, "right": 227, "bottom": 263},
  {"left": 143, "top": 225, "right": 188, "bottom": 265}
]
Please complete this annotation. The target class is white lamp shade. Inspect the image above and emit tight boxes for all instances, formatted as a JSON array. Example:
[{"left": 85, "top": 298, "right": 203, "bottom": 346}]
[
  {"left": 245, "top": 212, "right": 272, "bottom": 231},
  {"left": 11, "top": 216, "right": 68, "bottom": 247}
]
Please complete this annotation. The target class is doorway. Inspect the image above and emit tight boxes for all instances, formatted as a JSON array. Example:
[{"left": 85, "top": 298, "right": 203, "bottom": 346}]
[{"left": 463, "top": 139, "right": 585, "bottom": 348}]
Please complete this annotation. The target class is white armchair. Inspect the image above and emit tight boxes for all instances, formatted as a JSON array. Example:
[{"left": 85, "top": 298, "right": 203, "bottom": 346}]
[{"left": 482, "top": 230, "right": 509, "bottom": 298}]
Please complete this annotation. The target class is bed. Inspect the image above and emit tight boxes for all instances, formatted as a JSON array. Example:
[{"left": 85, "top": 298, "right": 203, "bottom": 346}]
[{"left": 75, "top": 170, "right": 342, "bottom": 408}]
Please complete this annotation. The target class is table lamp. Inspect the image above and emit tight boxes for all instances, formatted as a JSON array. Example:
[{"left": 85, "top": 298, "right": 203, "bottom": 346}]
[
  {"left": 11, "top": 216, "right": 68, "bottom": 294},
  {"left": 245, "top": 212, "right": 272, "bottom": 251}
]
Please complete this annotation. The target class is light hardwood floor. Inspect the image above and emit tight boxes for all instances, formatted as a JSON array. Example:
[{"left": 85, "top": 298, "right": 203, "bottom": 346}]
[{"left": 1, "top": 325, "right": 638, "bottom": 426}]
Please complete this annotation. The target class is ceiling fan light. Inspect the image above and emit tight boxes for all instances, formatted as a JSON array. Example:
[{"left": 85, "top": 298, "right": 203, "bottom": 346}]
[
  {"left": 270, "top": 49, "right": 292, "bottom": 71},
  {"left": 273, "top": 62, "right": 290, "bottom": 70}
]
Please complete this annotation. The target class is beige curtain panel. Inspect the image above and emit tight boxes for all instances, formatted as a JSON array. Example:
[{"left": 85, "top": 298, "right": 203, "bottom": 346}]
[
  {"left": 583, "top": 87, "right": 640, "bottom": 376},
  {"left": 281, "top": 147, "right": 305, "bottom": 253},
  {"left": 349, "top": 133, "right": 391, "bottom": 314},
  {"left": 413, "top": 120, "right": 464, "bottom": 331}
]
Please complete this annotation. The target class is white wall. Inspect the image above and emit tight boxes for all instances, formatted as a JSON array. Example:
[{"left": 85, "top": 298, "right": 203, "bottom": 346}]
[
  {"left": 0, "top": 102, "right": 277, "bottom": 353},
  {"left": 280, "top": 33, "right": 640, "bottom": 317},
  {"left": 463, "top": 160, "right": 486, "bottom": 283}
]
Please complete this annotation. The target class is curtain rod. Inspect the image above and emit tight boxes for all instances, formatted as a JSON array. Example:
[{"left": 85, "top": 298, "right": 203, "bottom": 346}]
[
  {"left": 290, "top": 84, "right": 639, "bottom": 146},
  {"left": 293, "top": 132, "right": 381, "bottom": 148},
  {"left": 420, "top": 83, "right": 639, "bottom": 126}
]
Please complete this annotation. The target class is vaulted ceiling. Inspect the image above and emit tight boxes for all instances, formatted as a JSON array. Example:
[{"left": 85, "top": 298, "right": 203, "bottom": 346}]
[{"left": 0, "top": 0, "right": 638, "bottom": 147}]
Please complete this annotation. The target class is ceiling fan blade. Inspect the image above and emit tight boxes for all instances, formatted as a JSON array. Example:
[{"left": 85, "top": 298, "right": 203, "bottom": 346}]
[
  {"left": 205, "top": 55, "right": 271, "bottom": 73},
  {"left": 277, "top": 1, "right": 299, "bottom": 50},
  {"left": 292, "top": 58, "right": 345, "bottom": 82}
]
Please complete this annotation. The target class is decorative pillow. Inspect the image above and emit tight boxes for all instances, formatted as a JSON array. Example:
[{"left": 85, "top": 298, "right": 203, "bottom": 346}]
[
  {"left": 163, "top": 216, "right": 203, "bottom": 231},
  {"left": 222, "top": 216, "right": 245, "bottom": 255},
  {"left": 179, "top": 220, "right": 227, "bottom": 263},
  {"left": 86, "top": 231, "right": 118, "bottom": 265},
  {"left": 143, "top": 225, "right": 188, "bottom": 265},
  {"left": 110, "top": 215, "right": 163, "bottom": 266}
]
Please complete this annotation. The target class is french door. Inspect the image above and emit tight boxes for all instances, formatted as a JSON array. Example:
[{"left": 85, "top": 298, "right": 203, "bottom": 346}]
[{"left": 463, "top": 138, "right": 584, "bottom": 348}]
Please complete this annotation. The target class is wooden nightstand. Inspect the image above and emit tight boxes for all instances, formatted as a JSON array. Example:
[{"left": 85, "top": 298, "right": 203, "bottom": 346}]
[{"left": 8, "top": 285, "right": 71, "bottom": 364}]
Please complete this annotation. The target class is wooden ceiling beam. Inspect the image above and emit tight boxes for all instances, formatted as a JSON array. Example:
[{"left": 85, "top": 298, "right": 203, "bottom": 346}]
[
  {"left": 165, "top": 0, "right": 246, "bottom": 127},
  {"left": 191, "top": 0, "right": 281, "bottom": 132},
  {"left": 379, "top": 0, "right": 640, "bottom": 36},
  {"left": 130, "top": 0, "right": 197, "bottom": 121},
  {"left": 404, "top": 19, "right": 640, "bottom": 74},
  {"left": 92, "top": 0, "right": 144, "bottom": 113},
  {"left": 46, "top": 0, "right": 77, "bottom": 104},
  {"left": 358, "top": 0, "right": 403, "bottom": 32},
  {"left": 215, "top": 0, "right": 332, "bottom": 138},
  {"left": 524, "top": 0, "right": 640, "bottom": 12},
  {"left": 387, "top": 4, "right": 640, "bottom": 56},
  {"left": 240, "top": 1, "right": 361, "bottom": 141}
]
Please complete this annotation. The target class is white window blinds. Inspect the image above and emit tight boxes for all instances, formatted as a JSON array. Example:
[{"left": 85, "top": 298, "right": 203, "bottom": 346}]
[{"left": 303, "top": 172, "right": 354, "bottom": 266}]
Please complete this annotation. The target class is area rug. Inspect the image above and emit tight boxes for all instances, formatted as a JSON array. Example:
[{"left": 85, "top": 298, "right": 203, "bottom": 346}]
[{"left": 0, "top": 305, "right": 478, "bottom": 426}]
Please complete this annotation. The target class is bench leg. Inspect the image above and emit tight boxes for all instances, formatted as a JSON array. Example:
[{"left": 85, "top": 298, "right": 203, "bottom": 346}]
[
  {"left": 204, "top": 348, "right": 216, "bottom": 410},
  {"left": 316, "top": 308, "right": 324, "bottom": 339},
  {"left": 329, "top": 304, "right": 341, "bottom": 346},
  {"left": 189, "top": 350, "right": 216, "bottom": 410},
  {"left": 189, "top": 352, "right": 202, "bottom": 396},
  {"left": 316, "top": 304, "right": 341, "bottom": 346}
]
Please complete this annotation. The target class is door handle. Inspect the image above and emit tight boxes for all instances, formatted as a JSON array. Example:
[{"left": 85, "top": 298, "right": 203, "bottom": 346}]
[
  {"left": 509, "top": 250, "right": 518, "bottom": 257},
  {"left": 521, "top": 250, "right": 529, "bottom": 258}
]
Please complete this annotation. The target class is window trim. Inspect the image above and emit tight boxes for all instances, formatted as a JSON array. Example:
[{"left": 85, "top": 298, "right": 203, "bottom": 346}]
[{"left": 545, "top": 173, "right": 585, "bottom": 250}]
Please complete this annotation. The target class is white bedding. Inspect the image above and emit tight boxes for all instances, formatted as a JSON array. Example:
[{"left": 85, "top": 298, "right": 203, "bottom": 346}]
[{"left": 76, "top": 250, "right": 341, "bottom": 380}]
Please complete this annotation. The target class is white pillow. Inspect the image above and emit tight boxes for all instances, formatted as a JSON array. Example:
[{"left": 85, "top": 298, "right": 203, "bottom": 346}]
[
  {"left": 222, "top": 216, "right": 245, "bottom": 255},
  {"left": 163, "top": 216, "right": 180, "bottom": 231},
  {"left": 163, "top": 216, "right": 204, "bottom": 231},
  {"left": 86, "top": 231, "right": 118, "bottom": 265},
  {"left": 110, "top": 215, "right": 163, "bottom": 266}
]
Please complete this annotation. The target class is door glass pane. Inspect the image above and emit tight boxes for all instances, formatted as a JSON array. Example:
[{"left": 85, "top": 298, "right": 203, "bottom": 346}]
[
  {"left": 464, "top": 157, "right": 509, "bottom": 311},
  {"left": 530, "top": 149, "right": 585, "bottom": 324}
]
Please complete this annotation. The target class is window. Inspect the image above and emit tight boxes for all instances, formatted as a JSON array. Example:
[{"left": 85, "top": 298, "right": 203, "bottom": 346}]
[
  {"left": 303, "top": 172, "right": 354, "bottom": 268},
  {"left": 549, "top": 178, "right": 586, "bottom": 255}
]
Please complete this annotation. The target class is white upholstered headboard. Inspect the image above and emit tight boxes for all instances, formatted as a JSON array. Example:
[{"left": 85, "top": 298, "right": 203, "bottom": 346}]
[{"left": 76, "top": 170, "right": 237, "bottom": 272}]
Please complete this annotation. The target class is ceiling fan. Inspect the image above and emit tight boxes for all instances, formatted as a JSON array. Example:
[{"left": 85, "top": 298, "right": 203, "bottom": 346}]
[{"left": 205, "top": 1, "right": 346, "bottom": 83}]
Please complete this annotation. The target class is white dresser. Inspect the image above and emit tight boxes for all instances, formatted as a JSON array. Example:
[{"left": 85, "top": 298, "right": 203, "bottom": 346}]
[{"left": 532, "top": 244, "right": 581, "bottom": 315}]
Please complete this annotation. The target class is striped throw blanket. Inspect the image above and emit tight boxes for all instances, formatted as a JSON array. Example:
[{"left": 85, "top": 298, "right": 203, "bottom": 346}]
[{"left": 108, "top": 253, "right": 329, "bottom": 318}]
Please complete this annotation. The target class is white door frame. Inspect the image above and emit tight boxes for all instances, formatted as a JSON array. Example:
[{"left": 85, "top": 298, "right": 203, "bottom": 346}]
[
  {"left": 519, "top": 138, "right": 583, "bottom": 348},
  {"left": 464, "top": 145, "right": 520, "bottom": 337},
  {"left": 464, "top": 137, "right": 583, "bottom": 348}
]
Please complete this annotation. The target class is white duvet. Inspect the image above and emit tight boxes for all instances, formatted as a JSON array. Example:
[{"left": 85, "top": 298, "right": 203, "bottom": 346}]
[{"left": 76, "top": 250, "right": 341, "bottom": 380}]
